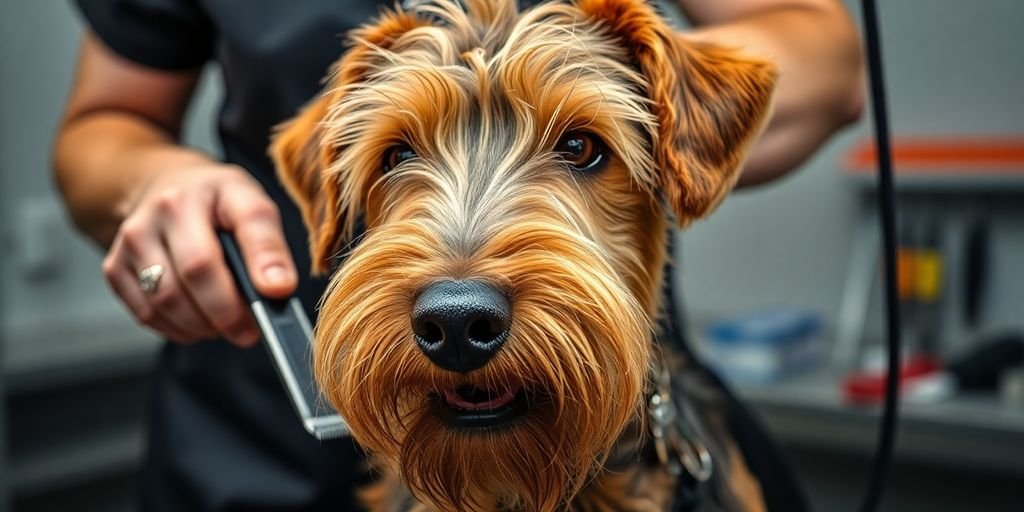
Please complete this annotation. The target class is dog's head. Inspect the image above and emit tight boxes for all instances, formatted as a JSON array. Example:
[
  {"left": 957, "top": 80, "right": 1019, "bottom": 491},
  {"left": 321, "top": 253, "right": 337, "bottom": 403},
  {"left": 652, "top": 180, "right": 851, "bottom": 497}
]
[{"left": 271, "top": 0, "right": 774, "bottom": 509}]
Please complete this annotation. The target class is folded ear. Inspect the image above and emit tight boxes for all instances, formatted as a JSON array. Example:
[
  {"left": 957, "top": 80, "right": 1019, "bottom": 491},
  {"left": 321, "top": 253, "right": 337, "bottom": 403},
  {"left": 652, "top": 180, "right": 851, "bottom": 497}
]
[
  {"left": 577, "top": 0, "right": 777, "bottom": 223},
  {"left": 652, "top": 40, "right": 777, "bottom": 222},
  {"left": 270, "top": 92, "right": 342, "bottom": 275},
  {"left": 270, "top": 9, "right": 428, "bottom": 274}
]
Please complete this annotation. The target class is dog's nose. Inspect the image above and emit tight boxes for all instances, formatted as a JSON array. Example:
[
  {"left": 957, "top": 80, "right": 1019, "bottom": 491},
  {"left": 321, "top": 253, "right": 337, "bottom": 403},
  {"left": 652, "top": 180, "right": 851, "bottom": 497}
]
[{"left": 412, "top": 280, "right": 511, "bottom": 373}]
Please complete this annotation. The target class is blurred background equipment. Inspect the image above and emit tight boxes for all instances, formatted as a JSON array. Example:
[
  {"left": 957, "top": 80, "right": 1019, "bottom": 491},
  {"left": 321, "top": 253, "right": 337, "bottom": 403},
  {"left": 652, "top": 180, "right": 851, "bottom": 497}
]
[{"left": 704, "top": 309, "right": 824, "bottom": 384}]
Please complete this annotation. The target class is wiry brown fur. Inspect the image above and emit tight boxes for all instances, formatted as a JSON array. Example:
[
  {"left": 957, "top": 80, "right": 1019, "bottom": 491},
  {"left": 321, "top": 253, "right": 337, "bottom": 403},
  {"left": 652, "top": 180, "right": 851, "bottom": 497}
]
[{"left": 270, "top": 0, "right": 775, "bottom": 510}]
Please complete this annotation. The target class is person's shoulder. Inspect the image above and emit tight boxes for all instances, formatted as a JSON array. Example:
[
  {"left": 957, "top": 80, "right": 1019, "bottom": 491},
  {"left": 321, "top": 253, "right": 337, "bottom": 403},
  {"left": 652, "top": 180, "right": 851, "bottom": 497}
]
[{"left": 75, "top": 0, "right": 215, "bottom": 71}]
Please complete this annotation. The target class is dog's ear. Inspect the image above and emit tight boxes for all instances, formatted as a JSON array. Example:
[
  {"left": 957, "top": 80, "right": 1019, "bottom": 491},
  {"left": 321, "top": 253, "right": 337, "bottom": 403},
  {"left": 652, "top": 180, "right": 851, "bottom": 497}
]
[
  {"left": 577, "top": 0, "right": 776, "bottom": 223},
  {"left": 270, "top": 10, "right": 427, "bottom": 274},
  {"left": 270, "top": 91, "right": 342, "bottom": 275}
]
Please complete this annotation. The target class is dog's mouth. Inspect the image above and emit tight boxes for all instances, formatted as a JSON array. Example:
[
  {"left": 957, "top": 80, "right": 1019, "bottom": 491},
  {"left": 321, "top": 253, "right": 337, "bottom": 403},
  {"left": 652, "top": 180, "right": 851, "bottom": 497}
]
[{"left": 432, "top": 384, "right": 527, "bottom": 430}]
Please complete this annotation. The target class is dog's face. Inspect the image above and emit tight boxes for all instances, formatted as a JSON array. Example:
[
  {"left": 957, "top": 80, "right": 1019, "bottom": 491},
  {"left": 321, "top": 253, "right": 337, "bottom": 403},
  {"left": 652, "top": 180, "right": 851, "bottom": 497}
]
[{"left": 272, "top": 0, "right": 774, "bottom": 509}]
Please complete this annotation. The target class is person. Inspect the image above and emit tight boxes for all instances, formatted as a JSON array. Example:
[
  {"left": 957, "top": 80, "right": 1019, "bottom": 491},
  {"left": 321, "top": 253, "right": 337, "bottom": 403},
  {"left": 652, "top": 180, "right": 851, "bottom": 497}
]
[{"left": 53, "top": 0, "right": 863, "bottom": 510}]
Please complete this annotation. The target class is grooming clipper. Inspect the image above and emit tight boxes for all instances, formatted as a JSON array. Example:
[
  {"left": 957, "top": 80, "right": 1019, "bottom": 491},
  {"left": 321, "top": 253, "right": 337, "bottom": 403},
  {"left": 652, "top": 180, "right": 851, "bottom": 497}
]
[{"left": 218, "top": 231, "right": 348, "bottom": 439}]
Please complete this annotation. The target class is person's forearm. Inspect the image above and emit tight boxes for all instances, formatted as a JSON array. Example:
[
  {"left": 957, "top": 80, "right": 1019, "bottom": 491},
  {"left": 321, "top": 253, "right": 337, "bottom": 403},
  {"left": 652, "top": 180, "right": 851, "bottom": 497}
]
[
  {"left": 684, "top": 4, "right": 864, "bottom": 187},
  {"left": 53, "top": 112, "right": 212, "bottom": 247}
]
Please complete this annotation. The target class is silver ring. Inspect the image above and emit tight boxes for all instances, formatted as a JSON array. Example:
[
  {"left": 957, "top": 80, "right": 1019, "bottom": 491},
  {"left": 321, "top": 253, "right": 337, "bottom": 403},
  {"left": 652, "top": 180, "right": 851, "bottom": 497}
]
[{"left": 138, "top": 264, "right": 165, "bottom": 294}]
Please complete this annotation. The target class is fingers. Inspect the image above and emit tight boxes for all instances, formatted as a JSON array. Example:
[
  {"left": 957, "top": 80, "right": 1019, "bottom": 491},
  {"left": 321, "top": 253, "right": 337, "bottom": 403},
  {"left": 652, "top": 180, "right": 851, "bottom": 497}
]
[
  {"left": 100, "top": 164, "right": 293, "bottom": 349},
  {"left": 103, "top": 228, "right": 210, "bottom": 344},
  {"left": 215, "top": 182, "right": 298, "bottom": 299},
  {"left": 160, "top": 191, "right": 261, "bottom": 347}
]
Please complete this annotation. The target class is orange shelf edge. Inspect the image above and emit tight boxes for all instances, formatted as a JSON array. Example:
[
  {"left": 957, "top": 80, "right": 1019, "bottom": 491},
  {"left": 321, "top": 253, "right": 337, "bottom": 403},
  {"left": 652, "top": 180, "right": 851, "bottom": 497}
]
[{"left": 845, "top": 137, "right": 1024, "bottom": 174}]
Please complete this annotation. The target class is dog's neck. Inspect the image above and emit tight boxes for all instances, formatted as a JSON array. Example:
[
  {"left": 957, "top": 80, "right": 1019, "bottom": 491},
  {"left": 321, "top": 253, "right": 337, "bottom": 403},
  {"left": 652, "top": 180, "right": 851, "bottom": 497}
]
[
  {"left": 598, "top": 348, "right": 713, "bottom": 512},
  {"left": 594, "top": 242, "right": 718, "bottom": 510}
]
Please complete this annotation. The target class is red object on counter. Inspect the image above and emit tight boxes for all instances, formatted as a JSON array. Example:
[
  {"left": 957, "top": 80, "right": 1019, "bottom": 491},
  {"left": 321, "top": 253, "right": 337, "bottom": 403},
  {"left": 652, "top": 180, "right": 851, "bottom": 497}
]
[{"left": 842, "top": 354, "right": 942, "bottom": 405}]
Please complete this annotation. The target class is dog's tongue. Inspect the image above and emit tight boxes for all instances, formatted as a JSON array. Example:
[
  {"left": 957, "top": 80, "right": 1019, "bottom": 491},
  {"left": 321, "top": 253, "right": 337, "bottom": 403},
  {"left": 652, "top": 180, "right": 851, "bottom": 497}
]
[{"left": 444, "top": 386, "right": 518, "bottom": 411}]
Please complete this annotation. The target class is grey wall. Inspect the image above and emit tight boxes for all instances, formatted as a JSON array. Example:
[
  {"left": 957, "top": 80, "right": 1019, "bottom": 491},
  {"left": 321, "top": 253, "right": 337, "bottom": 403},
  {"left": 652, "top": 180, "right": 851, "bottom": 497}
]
[{"left": 1, "top": 1, "right": 96, "bottom": 337}]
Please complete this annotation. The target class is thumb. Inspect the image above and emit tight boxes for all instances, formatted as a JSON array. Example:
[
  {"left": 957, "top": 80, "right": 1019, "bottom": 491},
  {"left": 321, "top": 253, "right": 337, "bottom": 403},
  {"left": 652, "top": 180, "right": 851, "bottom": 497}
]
[{"left": 217, "top": 185, "right": 298, "bottom": 298}]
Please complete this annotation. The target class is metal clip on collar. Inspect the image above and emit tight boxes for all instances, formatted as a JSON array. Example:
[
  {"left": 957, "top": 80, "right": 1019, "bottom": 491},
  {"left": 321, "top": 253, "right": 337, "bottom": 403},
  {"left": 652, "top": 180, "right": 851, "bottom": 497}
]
[{"left": 648, "top": 362, "right": 713, "bottom": 483}]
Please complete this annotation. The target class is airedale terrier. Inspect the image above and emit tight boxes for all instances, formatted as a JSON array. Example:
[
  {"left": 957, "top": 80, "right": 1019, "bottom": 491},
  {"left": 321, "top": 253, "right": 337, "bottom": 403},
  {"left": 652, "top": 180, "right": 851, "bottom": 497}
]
[{"left": 271, "top": 0, "right": 775, "bottom": 510}]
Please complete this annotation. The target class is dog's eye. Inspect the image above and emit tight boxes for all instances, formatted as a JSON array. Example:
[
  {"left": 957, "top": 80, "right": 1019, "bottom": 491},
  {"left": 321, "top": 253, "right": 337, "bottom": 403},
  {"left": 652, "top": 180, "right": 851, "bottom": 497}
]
[
  {"left": 556, "top": 132, "right": 606, "bottom": 173},
  {"left": 383, "top": 144, "right": 417, "bottom": 173}
]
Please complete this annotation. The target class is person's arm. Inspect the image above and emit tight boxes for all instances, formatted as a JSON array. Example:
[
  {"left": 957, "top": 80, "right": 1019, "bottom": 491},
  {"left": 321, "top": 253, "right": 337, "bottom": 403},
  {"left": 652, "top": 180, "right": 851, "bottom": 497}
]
[
  {"left": 55, "top": 34, "right": 203, "bottom": 244},
  {"left": 53, "top": 34, "right": 297, "bottom": 346},
  {"left": 677, "top": 0, "right": 865, "bottom": 187}
]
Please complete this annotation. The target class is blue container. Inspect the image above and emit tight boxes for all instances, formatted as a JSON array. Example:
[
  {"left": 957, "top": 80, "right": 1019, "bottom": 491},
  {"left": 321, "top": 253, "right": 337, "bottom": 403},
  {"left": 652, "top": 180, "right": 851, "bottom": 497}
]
[{"left": 704, "top": 310, "right": 824, "bottom": 384}]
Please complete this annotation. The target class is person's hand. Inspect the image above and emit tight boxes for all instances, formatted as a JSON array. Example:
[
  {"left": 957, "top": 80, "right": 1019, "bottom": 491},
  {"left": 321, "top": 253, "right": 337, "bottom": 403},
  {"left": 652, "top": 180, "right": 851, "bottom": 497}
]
[{"left": 102, "top": 160, "right": 298, "bottom": 347}]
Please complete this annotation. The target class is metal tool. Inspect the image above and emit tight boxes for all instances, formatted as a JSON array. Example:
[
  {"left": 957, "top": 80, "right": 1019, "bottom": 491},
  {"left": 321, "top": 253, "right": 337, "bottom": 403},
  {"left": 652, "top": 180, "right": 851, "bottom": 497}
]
[{"left": 218, "top": 231, "right": 348, "bottom": 439}]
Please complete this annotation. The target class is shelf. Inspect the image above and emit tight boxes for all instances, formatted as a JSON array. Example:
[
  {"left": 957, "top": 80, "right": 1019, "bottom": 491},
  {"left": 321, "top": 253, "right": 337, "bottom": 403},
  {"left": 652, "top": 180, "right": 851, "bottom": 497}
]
[
  {"left": 10, "top": 424, "right": 144, "bottom": 497},
  {"left": 846, "top": 171, "right": 1024, "bottom": 192},
  {"left": 736, "top": 367, "right": 1024, "bottom": 476},
  {"left": 844, "top": 137, "right": 1024, "bottom": 192},
  {"left": 2, "top": 316, "right": 154, "bottom": 498},
  {"left": 2, "top": 315, "right": 161, "bottom": 395}
]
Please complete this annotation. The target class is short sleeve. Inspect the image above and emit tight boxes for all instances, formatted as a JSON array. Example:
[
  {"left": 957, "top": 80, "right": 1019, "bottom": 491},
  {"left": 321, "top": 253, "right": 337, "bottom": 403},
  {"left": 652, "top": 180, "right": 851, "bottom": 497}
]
[{"left": 75, "top": 0, "right": 216, "bottom": 70}]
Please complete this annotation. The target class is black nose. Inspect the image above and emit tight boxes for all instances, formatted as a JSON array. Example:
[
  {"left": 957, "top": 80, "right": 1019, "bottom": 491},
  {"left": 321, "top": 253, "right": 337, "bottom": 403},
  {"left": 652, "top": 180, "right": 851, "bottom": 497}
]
[{"left": 412, "top": 280, "right": 511, "bottom": 373}]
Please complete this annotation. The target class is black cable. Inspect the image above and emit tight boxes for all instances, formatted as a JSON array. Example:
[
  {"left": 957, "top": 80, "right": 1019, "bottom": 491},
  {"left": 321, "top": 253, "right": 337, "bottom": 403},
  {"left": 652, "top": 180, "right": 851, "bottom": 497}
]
[{"left": 858, "top": 1, "right": 901, "bottom": 511}]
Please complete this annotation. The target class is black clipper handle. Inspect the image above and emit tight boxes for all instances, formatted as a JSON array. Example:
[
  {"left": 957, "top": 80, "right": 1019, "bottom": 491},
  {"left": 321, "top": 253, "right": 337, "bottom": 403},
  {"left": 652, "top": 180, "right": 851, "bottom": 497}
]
[{"left": 218, "top": 230, "right": 347, "bottom": 439}]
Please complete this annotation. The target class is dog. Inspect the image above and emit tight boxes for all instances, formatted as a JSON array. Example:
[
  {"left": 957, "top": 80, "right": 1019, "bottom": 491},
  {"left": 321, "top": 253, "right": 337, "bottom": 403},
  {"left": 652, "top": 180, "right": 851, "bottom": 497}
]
[{"left": 270, "top": 0, "right": 775, "bottom": 510}]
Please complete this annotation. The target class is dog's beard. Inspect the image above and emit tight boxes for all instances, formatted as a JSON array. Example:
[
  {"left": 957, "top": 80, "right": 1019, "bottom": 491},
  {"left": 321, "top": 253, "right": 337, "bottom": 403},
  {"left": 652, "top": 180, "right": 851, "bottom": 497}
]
[{"left": 314, "top": 218, "right": 651, "bottom": 511}]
